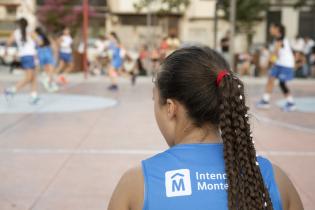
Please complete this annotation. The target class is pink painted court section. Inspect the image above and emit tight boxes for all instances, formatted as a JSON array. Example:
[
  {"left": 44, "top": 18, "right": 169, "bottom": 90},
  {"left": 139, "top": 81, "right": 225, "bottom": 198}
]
[{"left": 0, "top": 76, "right": 314, "bottom": 210}]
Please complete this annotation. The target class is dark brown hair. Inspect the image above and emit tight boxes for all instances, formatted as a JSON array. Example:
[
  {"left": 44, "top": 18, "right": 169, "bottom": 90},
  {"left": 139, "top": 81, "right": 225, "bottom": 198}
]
[
  {"left": 17, "top": 18, "right": 28, "bottom": 43},
  {"left": 156, "top": 46, "right": 273, "bottom": 210}
]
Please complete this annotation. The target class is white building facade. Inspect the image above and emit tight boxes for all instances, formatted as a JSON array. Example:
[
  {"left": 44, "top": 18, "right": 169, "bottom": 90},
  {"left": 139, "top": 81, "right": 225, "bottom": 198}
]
[
  {"left": 106, "top": 0, "right": 315, "bottom": 52},
  {"left": 0, "top": 0, "right": 36, "bottom": 39}
]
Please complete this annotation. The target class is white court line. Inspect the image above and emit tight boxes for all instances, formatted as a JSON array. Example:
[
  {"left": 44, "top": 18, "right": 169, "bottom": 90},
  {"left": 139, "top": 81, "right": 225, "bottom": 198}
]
[
  {"left": 0, "top": 148, "right": 162, "bottom": 155},
  {"left": 253, "top": 113, "right": 315, "bottom": 134},
  {"left": 0, "top": 148, "right": 314, "bottom": 157}
]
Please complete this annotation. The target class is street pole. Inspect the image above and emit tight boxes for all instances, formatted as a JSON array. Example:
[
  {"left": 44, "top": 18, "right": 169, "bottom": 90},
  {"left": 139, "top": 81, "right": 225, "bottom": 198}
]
[
  {"left": 83, "top": 0, "right": 89, "bottom": 79},
  {"left": 147, "top": 1, "right": 152, "bottom": 49},
  {"left": 229, "top": 0, "right": 236, "bottom": 70},
  {"left": 213, "top": 2, "right": 218, "bottom": 49}
]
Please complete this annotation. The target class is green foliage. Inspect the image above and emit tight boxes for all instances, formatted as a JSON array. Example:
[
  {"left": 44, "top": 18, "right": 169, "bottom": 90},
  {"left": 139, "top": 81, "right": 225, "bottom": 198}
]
[
  {"left": 293, "top": 0, "right": 315, "bottom": 8},
  {"left": 221, "top": 0, "right": 269, "bottom": 33},
  {"left": 133, "top": 0, "right": 190, "bottom": 13}
]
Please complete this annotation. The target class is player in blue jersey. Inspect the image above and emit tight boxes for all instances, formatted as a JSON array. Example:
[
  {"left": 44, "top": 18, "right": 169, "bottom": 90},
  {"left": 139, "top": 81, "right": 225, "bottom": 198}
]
[
  {"left": 108, "top": 46, "right": 303, "bottom": 210},
  {"left": 107, "top": 31, "right": 123, "bottom": 91}
]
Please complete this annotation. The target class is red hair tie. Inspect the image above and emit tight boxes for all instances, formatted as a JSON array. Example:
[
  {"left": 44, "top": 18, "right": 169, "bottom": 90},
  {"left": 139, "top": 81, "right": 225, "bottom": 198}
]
[{"left": 216, "top": 70, "right": 229, "bottom": 86}]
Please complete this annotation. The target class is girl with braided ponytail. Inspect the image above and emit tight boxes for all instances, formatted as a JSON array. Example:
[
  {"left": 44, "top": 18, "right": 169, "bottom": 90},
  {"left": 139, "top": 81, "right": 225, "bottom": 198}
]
[{"left": 108, "top": 46, "right": 303, "bottom": 210}]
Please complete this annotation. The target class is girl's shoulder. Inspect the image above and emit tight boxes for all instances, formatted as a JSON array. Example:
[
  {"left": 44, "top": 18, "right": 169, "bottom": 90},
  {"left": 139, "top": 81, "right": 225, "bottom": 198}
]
[
  {"left": 108, "top": 165, "right": 144, "bottom": 210},
  {"left": 272, "top": 164, "right": 304, "bottom": 210},
  {"left": 257, "top": 156, "right": 304, "bottom": 210}
]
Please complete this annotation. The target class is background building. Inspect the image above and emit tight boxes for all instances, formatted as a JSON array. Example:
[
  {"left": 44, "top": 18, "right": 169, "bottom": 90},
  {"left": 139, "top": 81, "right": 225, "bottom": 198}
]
[
  {"left": 0, "top": 0, "right": 36, "bottom": 39},
  {"left": 1, "top": 0, "right": 314, "bottom": 52},
  {"left": 105, "top": 0, "right": 314, "bottom": 52}
]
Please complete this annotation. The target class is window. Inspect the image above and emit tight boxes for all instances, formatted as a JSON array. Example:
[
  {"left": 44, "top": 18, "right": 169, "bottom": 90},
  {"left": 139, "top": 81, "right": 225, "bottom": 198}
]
[{"left": 119, "top": 15, "right": 158, "bottom": 26}]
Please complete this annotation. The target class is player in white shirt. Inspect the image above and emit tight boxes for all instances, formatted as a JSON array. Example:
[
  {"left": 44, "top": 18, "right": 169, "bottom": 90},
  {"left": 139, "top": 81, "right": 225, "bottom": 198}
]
[
  {"left": 55, "top": 27, "right": 73, "bottom": 84},
  {"left": 257, "top": 23, "right": 296, "bottom": 112},
  {"left": 4, "top": 18, "right": 41, "bottom": 104}
]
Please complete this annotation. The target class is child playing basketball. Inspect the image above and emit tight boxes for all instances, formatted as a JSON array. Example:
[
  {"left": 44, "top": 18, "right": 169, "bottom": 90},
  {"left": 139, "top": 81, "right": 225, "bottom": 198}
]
[
  {"left": 107, "top": 32, "right": 123, "bottom": 91},
  {"left": 4, "top": 18, "right": 41, "bottom": 104},
  {"left": 108, "top": 46, "right": 303, "bottom": 210},
  {"left": 55, "top": 26, "right": 73, "bottom": 84},
  {"left": 257, "top": 23, "right": 296, "bottom": 112},
  {"left": 35, "top": 27, "right": 58, "bottom": 92}
]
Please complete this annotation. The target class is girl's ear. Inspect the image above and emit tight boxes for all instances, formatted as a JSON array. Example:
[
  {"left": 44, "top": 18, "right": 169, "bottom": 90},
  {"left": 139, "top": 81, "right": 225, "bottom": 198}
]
[{"left": 166, "top": 99, "right": 177, "bottom": 119}]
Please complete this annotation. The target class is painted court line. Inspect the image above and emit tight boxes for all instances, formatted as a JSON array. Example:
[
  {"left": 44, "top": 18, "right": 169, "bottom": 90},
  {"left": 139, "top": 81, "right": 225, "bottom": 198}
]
[
  {"left": 0, "top": 148, "right": 314, "bottom": 157},
  {"left": 253, "top": 113, "right": 315, "bottom": 134}
]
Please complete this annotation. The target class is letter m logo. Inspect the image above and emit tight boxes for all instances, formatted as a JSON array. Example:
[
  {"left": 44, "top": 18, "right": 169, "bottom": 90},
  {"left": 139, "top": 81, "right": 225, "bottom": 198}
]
[
  {"left": 172, "top": 173, "right": 185, "bottom": 192},
  {"left": 165, "top": 169, "right": 192, "bottom": 197}
]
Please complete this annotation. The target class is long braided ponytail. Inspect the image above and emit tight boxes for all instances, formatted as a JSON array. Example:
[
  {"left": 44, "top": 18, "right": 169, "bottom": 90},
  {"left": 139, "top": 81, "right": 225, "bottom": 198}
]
[{"left": 218, "top": 73, "right": 273, "bottom": 210}]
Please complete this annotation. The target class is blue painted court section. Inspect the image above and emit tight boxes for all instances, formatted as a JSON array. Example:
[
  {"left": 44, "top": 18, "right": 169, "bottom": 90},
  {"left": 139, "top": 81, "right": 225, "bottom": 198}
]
[
  {"left": 0, "top": 94, "right": 118, "bottom": 114},
  {"left": 276, "top": 97, "right": 315, "bottom": 113}
]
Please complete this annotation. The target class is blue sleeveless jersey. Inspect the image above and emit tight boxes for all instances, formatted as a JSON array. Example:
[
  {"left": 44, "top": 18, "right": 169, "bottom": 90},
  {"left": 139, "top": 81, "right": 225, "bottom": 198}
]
[{"left": 142, "top": 143, "right": 283, "bottom": 210}]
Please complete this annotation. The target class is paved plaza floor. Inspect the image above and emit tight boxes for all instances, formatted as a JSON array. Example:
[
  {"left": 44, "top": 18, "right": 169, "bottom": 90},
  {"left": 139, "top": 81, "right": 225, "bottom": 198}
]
[{"left": 0, "top": 70, "right": 314, "bottom": 210}]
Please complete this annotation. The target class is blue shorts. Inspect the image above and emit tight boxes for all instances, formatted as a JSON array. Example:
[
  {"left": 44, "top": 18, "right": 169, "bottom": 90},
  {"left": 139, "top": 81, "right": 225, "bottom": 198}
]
[
  {"left": 112, "top": 60, "right": 122, "bottom": 70},
  {"left": 38, "top": 47, "right": 55, "bottom": 66},
  {"left": 59, "top": 52, "right": 72, "bottom": 63},
  {"left": 269, "top": 65, "right": 294, "bottom": 81},
  {"left": 20, "top": 56, "right": 36, "bottom": 70},
  {"left": 111, "top": 56, "right": 123, "bottom": 70}
]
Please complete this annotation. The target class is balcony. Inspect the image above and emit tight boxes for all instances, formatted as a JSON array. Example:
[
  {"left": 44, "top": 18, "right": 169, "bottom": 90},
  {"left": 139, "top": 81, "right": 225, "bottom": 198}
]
[{"left": 0, "top": 0, "right": 20, "bottom": 6}]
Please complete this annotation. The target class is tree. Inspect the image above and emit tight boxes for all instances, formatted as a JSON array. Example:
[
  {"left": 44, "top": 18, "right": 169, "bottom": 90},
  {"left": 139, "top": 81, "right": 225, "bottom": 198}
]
[
  {"left": 37, "top": 0, "right": 96, "bottom": 34},
  {"left": 133, "top": 0, "right": 190, "bottom": 45},
  {"left": 134, "top": 0, "right": 190, "bottom": 14},
  {"left": 293, "top": 0, "right": 315, "bottom": 8},
  {"left": 220, "top": 0, "right": 269, "bottom": 50}
]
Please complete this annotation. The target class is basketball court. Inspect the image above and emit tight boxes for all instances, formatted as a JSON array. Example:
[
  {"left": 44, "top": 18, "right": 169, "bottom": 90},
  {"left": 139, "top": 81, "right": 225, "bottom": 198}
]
[{"left": 0, "top": 73, "right": 314, "bottom": 210}]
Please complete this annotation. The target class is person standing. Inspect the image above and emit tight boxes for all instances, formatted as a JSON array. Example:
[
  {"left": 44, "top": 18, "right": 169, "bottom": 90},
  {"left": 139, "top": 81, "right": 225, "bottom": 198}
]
[
  {"left": 257, "top": 23, "right": 296, "bottom": 112},
  {"left": 4, "top": 18, "right": 41, "bottom": 104}
]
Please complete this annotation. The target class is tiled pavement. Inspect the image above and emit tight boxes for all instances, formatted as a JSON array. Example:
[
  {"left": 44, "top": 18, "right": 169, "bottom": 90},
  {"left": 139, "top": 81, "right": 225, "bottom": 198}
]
[{"left": 0, "top": 70, "right": 314, "bottom": 210}]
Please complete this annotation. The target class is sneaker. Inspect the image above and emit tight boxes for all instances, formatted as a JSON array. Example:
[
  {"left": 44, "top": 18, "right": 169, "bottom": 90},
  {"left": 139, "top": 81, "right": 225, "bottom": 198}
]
[
  {"left": 108, "top": 84, "right": 118, "bottom": 91},
  {"left": 131, "top": 75, "right": 136, "bottom": 86},
  {"left": 42, "top": 77, "right": 51, "bottom": 91},
  {"left": 4, "top": 89, "right": 15, "bottom": 101},
  {"left": 40, "top": 76, "right": 49, "bottom": 91},
  {"left": 30, "top": 96, "right": 40, "bottom": 105},
  {"left": 58, "top": 75, "right": 68, "bottom": 85},
  {"left": 49, "top": 82, "right": 59, "bottom": 92},
  {"left": 282, "top": 102, "right": 296, "bottom": 112},
  {"left": 256, "top": 99, "right": 271, "bottom": 109}
]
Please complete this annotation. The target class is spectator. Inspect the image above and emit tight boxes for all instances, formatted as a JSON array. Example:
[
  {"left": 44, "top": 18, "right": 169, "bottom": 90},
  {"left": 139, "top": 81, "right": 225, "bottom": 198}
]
[
  {"left": 310, "top": 46, "right": 315, "bottom": 77},
  {"left": 259, "top": 45, "right": 270, "bottom": 76},
  {"left": 294, "top": 51, "right": 307, "bottom": 78},
  {"left": 304, "top": 36, "right": 315, "bottom": 76},
  {"left": 291, "top": 35, "right": 305, "bottom": 52},
  {"left": 159, "top": 36, "right": 169, "bottom": 60},
  {"left": 220, "top": 31, "right": 230, "bottom": 61},
  {"left": 166, "top": 31, "right": 180, "bottom": 56},
  {"left": 237, "top": 52, "right": 252, "bottom": 76}
]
